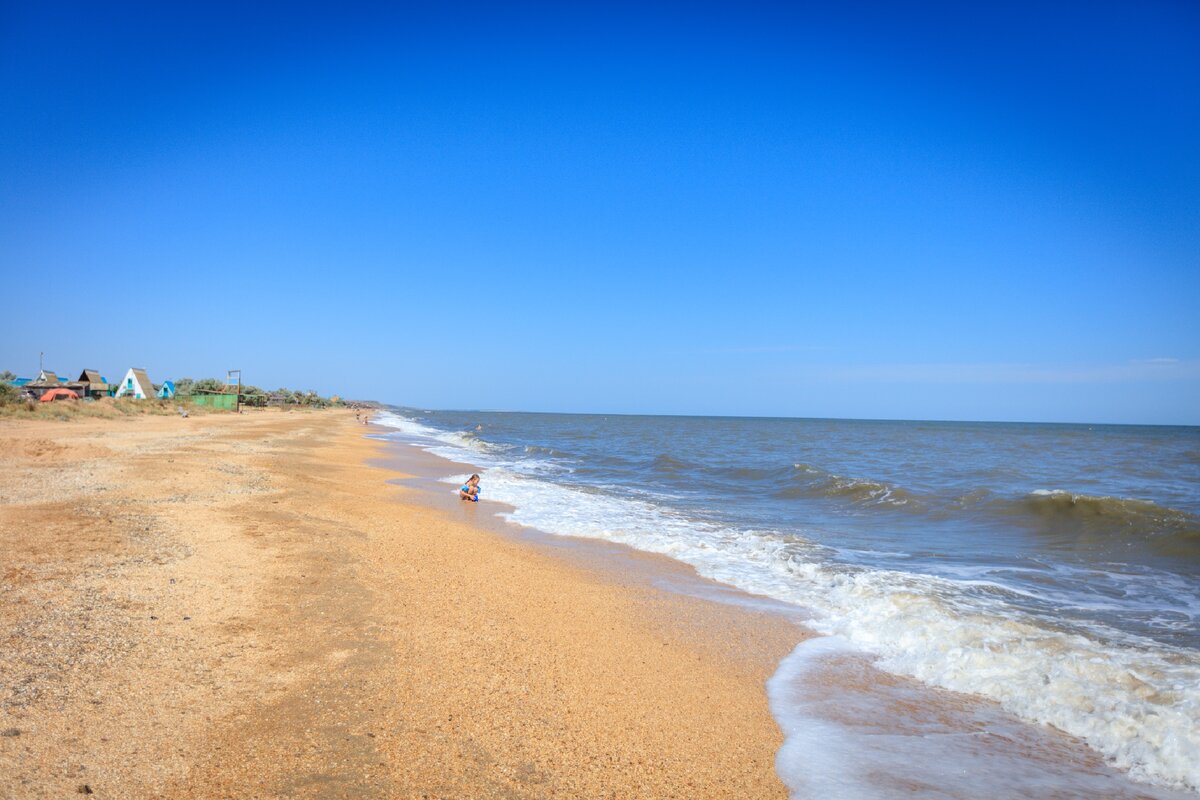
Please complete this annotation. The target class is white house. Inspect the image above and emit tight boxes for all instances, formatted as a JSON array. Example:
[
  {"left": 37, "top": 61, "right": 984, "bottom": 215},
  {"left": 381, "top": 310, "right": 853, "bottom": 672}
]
[{"left": 114, "top": 368, "right": 155, "bottom": 400}]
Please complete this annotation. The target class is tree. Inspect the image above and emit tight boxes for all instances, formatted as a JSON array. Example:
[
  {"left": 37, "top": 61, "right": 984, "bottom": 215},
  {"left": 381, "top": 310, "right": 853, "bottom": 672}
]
[
  {"left": 174, "top": 377, "right": 196, "bottom": 396},
  {"left": 0, "top": 370, "right": 15, "bottom": 381}
]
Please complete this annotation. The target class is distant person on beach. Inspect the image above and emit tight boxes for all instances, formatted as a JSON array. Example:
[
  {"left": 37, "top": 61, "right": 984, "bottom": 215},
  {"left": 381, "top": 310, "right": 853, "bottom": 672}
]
[{"left": 459, "top": 474, "right": 481, "bottom": 502}]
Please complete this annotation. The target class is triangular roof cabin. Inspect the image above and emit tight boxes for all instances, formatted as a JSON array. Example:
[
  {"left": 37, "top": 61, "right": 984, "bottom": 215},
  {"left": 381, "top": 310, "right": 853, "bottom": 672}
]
[
  {"left": 157, "top": 381, "right": 176, "bottom": 399},
  {"left": 114, "top": 368, "right": 155, "bottom": 400},
  {"left": 36, "top": 370, "right": 60, "bottom": 384},
  {"left": 74, "top": 369, "right": 111, "bottom": 396}
]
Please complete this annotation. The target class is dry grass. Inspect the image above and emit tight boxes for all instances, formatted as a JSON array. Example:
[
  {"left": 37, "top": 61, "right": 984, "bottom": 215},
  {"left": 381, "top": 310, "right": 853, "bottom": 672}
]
[
  {"left": 0, "top": 398, "right": 336, "bottom": 422},
  {"left": 0, "top": 397, "right": 222, "bottom": 421}
]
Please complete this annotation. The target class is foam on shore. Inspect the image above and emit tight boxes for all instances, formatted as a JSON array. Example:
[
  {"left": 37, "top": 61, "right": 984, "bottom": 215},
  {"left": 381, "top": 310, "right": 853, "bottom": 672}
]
[{"left": 769, "top": 636, "right": 1194, "bottom": 799}]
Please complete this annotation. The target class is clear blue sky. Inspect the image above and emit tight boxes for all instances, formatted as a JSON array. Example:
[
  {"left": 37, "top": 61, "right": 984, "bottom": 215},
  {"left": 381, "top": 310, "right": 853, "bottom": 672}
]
[{"left": 2, "top": 2, "right": 1197, "bottom": 424}]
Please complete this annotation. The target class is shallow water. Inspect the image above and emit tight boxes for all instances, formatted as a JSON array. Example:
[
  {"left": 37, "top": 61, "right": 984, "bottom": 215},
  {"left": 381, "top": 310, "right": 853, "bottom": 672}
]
[{"left": 375, "top": 409, "right": 1200, "bottom": 795}]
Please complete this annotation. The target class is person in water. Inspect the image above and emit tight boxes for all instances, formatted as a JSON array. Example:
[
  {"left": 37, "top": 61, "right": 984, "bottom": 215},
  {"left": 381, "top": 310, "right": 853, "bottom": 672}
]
[{"left": 459, "top": 474, "right": 481, "bottom": 502}]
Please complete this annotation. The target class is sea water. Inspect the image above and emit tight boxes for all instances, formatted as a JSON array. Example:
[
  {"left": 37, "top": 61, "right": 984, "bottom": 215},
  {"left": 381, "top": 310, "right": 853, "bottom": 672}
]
[{"left": 373, "top": 409, "right": 1200, "bottom": 796}]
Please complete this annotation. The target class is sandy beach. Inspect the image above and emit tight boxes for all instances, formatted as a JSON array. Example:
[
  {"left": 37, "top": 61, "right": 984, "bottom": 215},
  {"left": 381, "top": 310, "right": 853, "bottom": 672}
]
[{"left": 0, "top": 409, "right": 801, "bottom": 798}]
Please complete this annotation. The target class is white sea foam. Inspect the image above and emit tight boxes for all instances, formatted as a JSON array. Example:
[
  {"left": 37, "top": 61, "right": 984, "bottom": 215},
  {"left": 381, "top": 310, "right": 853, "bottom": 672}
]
[
  {"left": 375, "top": 411, "right": 1200, "bottom": 794},
  {"left": 768, "top": 637, "right": 887, "bottom": 800},
  {"left": 373, "top": 410, "right": 450, "bottom": 442},
  {"left": 769, "top": 637, "right": 1193, "bottom": 799}
]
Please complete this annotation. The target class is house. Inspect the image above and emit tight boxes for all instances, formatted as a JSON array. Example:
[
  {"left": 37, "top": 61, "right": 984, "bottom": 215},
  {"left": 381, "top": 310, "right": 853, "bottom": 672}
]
[
  {"left": 72, "top": 369, "right": 112, "bottom": 399},
  {"left": 157, "top": 380, "right": 176, "bottom": 399},
  {"left": 114, "top": 368, "right": 155, "bottom": 399},
  {"left": 24, "top": 371, "right": 64, "bottom": 399}
]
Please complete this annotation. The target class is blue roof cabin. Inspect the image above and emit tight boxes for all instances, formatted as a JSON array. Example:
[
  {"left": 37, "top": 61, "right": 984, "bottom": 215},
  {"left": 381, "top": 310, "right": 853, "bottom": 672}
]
[{"left": 157, "top": 380, "right": 176, "bottom": 399}]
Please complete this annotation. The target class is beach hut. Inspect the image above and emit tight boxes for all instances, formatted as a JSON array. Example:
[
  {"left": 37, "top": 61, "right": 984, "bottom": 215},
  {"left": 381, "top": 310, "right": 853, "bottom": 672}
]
[
  {"left": 24, "top": 371, "right": 64, "bottom": 399},
  {"left": 73, "top": 369, "right": 112, "bottom": 399},
  {"left": 114, "top": 368, "right": 155, "bottom": 400},
  {"left": 157, "top": 380, "right": 176, "bottom": 399}
]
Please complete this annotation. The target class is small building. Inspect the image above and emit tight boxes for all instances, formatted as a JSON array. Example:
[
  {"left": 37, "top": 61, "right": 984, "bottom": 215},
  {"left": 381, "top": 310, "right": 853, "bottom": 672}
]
[
  {"left": 157, "top": 380, "right": 176, "bottom": 399},
  {"left": 73, "top": 369, "right": 112, "bottom": 399},
  {"left": 114, "top": 368, "right": 155, "bottom": 400},
  {"left": 24, "top": 374, "right": 64, "bottom": 399}
]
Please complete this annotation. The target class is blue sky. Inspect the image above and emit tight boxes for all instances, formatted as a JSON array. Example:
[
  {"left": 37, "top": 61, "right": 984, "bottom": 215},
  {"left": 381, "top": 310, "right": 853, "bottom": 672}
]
[{"left": 2, "top": 2, "right": 1197, "bottom": 423}]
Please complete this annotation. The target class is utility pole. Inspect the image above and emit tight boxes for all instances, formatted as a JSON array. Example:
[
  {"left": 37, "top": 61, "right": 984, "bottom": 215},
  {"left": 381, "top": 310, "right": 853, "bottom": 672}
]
[{"left": 39, "top": 352, "right": 43, "bottom": 374}]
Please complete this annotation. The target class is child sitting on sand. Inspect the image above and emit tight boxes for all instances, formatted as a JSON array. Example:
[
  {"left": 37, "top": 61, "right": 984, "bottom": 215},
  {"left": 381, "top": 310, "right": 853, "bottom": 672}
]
[{"left": 459, "top": 474, "right": 481, "bottom": 502}]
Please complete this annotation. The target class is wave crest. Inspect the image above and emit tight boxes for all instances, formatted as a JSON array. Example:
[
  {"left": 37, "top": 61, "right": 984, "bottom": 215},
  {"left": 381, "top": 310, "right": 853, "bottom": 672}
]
[
  {"left": 773, "top": 467, "right": 917, "bottom": 508},
  {"left": 1019, "top": 491, "right": 1200, "bottom": 560},
  {"left": 650, "top": 453, "right": 692, "bottom": 474}
]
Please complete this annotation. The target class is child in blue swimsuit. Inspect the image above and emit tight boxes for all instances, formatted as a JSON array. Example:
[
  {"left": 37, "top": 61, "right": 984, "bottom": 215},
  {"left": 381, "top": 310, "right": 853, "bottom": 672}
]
[{"left": 459, "top": 474, "right": 481, "bottom": 502}]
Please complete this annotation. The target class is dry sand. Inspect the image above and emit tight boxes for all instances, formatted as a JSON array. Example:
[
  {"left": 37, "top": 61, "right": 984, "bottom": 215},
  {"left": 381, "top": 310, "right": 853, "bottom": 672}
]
[{"left": 0, "top": 409, "right": 801, "bottom": 798}]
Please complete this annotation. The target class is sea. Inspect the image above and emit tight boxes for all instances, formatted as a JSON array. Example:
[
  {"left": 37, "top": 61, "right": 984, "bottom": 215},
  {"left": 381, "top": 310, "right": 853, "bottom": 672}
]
[{"left": 373, "top": 408, "right": 1200, "bottom": 798}]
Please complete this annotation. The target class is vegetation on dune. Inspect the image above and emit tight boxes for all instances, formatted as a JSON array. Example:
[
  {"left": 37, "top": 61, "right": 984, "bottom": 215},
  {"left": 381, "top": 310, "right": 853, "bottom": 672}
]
[
  {"left": 172, "top": 377, "right": 340, "bottom": 407},
  {"left": 1, "top": 368, "right": 345, "bottom": 419}
]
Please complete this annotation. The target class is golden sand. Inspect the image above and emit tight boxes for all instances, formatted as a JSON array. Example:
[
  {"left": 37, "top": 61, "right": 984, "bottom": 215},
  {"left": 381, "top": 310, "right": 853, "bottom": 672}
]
[{"left": 0, "top": 409, "right": 800, "bottom": 798}]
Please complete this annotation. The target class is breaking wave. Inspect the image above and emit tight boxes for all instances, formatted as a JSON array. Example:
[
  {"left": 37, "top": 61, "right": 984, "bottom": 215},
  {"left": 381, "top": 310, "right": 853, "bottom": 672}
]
[{"left": 1016, "top": 491, "right": 1200, "bottom": 560}]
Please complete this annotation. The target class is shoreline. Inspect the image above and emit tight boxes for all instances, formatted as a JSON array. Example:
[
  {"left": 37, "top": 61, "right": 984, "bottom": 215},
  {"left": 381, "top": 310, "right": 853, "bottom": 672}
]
[
  {"left": 1, "top": 408, "right": 799, "bottom": 797},
  {"left": 369, "top": 429, "right": 814, "bottom": 622},
  {"left": 374, "top": 410, "right": 1200, "bottom": 800}
]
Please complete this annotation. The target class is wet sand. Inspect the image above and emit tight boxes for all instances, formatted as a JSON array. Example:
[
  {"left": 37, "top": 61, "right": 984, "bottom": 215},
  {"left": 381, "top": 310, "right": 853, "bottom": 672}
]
[{"left": 0, "top": 409, "right": 801, "bottom": 798}]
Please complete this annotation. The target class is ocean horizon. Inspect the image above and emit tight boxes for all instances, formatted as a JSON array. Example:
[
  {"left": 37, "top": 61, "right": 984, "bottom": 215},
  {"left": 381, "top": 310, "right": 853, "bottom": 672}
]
[{"left": 405, "top": 407, "right": 1200, "bottom": 430}]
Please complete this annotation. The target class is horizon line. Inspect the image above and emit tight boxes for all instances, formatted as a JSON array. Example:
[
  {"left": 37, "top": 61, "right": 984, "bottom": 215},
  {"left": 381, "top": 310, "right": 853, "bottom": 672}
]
[{"left": 381, "top": 404, "right": 1200, "bottom": 430}]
